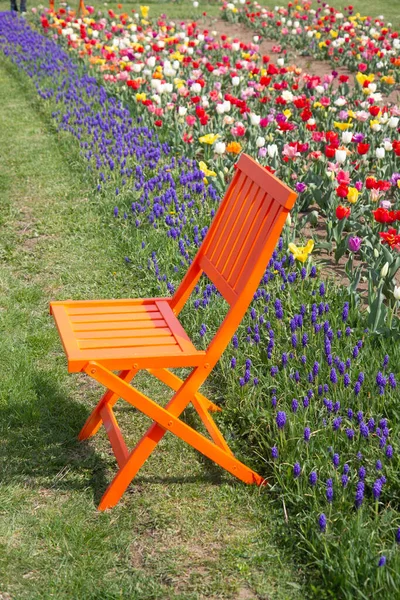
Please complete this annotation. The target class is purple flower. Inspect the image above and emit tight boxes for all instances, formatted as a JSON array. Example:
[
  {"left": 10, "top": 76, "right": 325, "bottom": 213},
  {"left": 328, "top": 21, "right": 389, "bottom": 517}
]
[
  {"left": 355, "top": 481, "right": 365, "bottom": 509},
  {"left": 360, "top": 422, "right": 369, "bottom": 438},
  {"left": 271, "top": 446, "right": 279, "bottom": 459},
  {"left": 346, "top": 428, "right": 355, "bottom": 440},
  {"left": 341, "top": 474, "right": 349, "bottom": 488},
  {"left": 333, "top": 453, "right": 340, "bottom": 468},
  {"left": 304, "top": 427, "right": 311, "bottom": 442},
  {"left": 326, "top": 486, "right": 334, "bottom": 503},
  {"left": 386, "top": 445, "right": 393, "bottom": 459},
  {"left": 295, "top": 182, "right": 307, "bottom": 193},
  {"left": 396, "top": 528, "right": 400, "bottom": 544},
  {"left": 292, "top": 399, "right": 299, "bottom": 413},
  {"left": 293, "top": 463, "right": 301, "bottom": 478},
  {"left": 373, "top": 479, "right": 383, "bottom": 499},
  {"left": 318, "top": 513, "right": 327, "bottom": 532},
  {"left": 276, "top": 411, "right": 287, "bottom": 429},
  {"left": 309, "top": 471, "right": 317, "bottom": 486},
  {"left": 348, "top": 236, "right": 362, "bottom": 252},
  {"left": 378, "top": 556, "right": 386, "bottom": 567},
  {"left": 359, "top": 466, "right": 366, "bottom": 480}
]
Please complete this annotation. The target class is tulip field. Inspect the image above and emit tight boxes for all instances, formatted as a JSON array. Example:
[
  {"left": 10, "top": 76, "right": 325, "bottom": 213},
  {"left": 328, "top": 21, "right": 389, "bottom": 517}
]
[{"left": 0, "top": 0, "right": 400, "bottom": 598}]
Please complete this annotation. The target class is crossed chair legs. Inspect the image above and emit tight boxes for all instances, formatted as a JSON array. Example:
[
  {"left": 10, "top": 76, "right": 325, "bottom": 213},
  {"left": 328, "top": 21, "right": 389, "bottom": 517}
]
[{"left": 79, "top": 363, "right": 264, "bottom": 510}]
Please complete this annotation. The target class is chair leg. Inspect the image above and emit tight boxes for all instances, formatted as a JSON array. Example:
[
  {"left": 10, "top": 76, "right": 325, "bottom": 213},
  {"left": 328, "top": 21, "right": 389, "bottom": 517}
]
[
  {"left": 84, "top": 363, "right": 264, "bottom": 510},
  {"left": 78, "top": 368, "right": 137, "bottom": 441}
]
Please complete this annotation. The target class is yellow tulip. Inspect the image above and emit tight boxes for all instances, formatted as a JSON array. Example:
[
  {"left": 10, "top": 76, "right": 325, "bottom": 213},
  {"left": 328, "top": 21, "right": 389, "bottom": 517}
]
[
  {"left": 140, "top": 5, "right": 149, "bottom": 18},
  {"left": 199, "top": 161, "right": 216, "bottom": 178},
  {"left": 347, "top": 187, "right": 359, "bottom": 204},
  {"left": 199, "top": 133, "right": 220, "bottom": 145},
  {"left": 288, "top": 240, "right": 314, "bottom": 263},
  {"left": 334, "top": 121, "right": 353, "bottom": 131}
]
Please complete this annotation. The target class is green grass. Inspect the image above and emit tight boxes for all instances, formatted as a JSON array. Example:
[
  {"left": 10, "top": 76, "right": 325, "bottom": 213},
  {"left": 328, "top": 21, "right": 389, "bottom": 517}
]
[{"left": 0, "top": 57, "right": 308, "bottom": 599}]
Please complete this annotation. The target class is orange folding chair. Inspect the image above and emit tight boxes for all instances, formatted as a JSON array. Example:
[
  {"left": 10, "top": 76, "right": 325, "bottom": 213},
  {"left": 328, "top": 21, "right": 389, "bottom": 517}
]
[{"left": 50, "top": 153, "right": 296, "bottom": 510}]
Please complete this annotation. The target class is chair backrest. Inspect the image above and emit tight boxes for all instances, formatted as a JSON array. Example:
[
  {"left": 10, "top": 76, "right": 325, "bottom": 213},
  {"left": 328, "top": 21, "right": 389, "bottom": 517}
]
[{"left": 171, "top": 153, "right": 296, "bottom": 362}]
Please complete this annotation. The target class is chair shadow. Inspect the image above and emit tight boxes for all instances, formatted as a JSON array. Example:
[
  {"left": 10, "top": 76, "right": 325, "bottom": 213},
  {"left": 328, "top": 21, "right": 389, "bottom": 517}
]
[
  {"left": 0, "top": 369, "right": 232, "bottom": 507},
  {"left": 0, "top": 369, "right": 109, "bottom": 503}
]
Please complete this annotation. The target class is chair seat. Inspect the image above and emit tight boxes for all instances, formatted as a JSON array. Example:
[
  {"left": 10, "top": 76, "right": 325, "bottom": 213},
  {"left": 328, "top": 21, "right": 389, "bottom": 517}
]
[{"left": 50, "top": 298, "right": 205, "bottom": 372}]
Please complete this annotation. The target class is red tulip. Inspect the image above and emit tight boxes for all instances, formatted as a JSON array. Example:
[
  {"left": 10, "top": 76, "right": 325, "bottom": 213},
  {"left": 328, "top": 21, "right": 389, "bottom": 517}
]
[
  {"left": 357, "top": 143, "right": 370, "bottom": 155},
  {"left": 336, "top": 184, "right": 349, "bottom": 198},
  {"left": 336, "top": 205, "right": 351, "bottom": 220}
]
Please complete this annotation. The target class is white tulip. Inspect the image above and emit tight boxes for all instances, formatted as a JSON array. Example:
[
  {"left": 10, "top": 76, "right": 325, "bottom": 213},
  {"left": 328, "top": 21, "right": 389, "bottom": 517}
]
[
  {"left": 216, "top": 103, "right": 225, "bottom": 115},
  {"left": 191, "top": 82, "right": 202, "bottom": 93},
  {"left": 147, "top": 56, "right": 156, "bottom": 68},
  {"left": 335, "top": 149, "right": 347, "bottom": 164},
  {"left": 381, "top": 262, "right": 389, "bottom": 278},
  {"left": 256, "top": 136, "right": 266, "bottom": 148},
  {"left": 368, "top": 83, "right": 377, "bottom": 93},
  {"left": 214, "top": 142, "right": 226, "bottom": 155},
  {"left": 193, "top": 1, "right": 199, "bottom": 7},
  {"left": 223, "top": 100, "right": 231, "bottom": 112},
  {"left": 232, "top": 42, "right": 240, "bottom": 52},
  {"left": 384, "top": 141, "right": 393, "bottom": 152},
  {"left": 232, "top": 77, "right": 240, "bottom": 86},
  {"left": 277, "top": 58, "right": 285, "bottom": 67},
  {"left": 394, "top": 286, "right": 400, "bottom": 301},
  {"left": 376, "top": 148, "right": 385, "bottom": 159},
  {"left": 267, "top": 144, "right": 278, "bottom": 158},
  {"left": 178, "top": 106, "right": 187, "bottom": 116},
  {"left": 342, "top": 131, "right": 353, "bottom": 144},
  {"left": 250, "top": 113, "right": 261, "bottom": 126},
  {"left": 286, "top": 213, "right": 292, "bottom": 227},
  {"left": 388, "top": 116, "right": 399, "bottom": 128},
  {"left": 371, "top": 123, "right": 381, "bottom": 132},
  {"left": 374, "top": 248, "right": 380, "bottom": 258}
]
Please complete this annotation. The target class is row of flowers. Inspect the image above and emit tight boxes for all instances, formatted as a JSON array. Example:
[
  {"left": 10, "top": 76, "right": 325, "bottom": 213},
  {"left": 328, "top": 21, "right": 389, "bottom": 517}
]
[{"left": 34, "top": 3, "right": 400, "bottom": 329}]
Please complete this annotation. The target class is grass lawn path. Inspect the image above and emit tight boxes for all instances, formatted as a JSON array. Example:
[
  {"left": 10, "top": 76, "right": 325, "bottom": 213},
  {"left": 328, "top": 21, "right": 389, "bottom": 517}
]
[{"left": 0, "top": 60, "right": 306, "bottom": 600}]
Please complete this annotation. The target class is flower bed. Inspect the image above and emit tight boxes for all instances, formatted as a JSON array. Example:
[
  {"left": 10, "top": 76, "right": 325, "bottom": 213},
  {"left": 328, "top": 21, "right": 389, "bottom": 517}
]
[
  {"left": 33, "top": 3, "right": 400, "bottom": 330},
  {"left": 1, "top": 9, "right": 400, "bottom": 597}
]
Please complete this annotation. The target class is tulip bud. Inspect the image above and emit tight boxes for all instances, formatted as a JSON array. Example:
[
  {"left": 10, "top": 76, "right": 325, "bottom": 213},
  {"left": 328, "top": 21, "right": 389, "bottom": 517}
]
[
  {"left": 256, "top": 136, "right": 266, "bottom": 148},
  {"left": 250, "top": 113, "right": 261, "bottom": 126},
  {"left": 388, "top": 116, "right": 399, "bottom": 128},
  {"left": 342, "top": 131, "right": 353, "bottom": 144},
  {"left": 335, "top": 149, "right": 347, "bottom": 164},
  {"left": 374, "top": 248, "right": 379, "bottom": 258},
  {"left": 267, "top": 144, "right": 278, "bottom": 158},
  {"left": 348, "top": 236, "right": 362, "bottom": 253},
  {"left": 286, "top": 213, "right": 292, "bottom": 227},
  {"left": 214, "top": 141, "right": 226, "bottom": 155},
  {"left": 381, "top": 262, "right": 389, "bottom": 278},
  {"left": 394, "top": 286, "right": 400, "bottom": 301}
]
